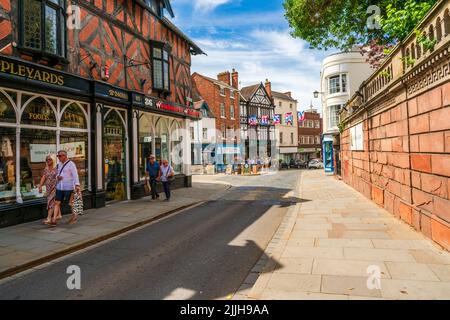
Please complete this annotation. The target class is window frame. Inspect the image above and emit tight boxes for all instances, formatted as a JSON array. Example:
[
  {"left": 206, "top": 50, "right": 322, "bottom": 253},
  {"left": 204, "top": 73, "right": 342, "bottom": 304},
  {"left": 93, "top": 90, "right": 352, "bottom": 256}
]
[
  {"left": 151, "top": 42, "right": 171, "bottom": 93},
  {"left": 220, "top": 103, "right": 226, "bottom": 118},
  {"left": 328, "top": 74, "right": 348, "bottom": 95},
  {"left": 19, "top": 0, "right": 67, "bottom": 62}
]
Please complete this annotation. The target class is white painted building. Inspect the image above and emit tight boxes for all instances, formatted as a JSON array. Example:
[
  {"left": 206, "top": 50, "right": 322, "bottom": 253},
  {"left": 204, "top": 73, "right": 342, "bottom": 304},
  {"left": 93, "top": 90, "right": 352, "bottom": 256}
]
[{"left": 319, "top": 51, "right": 372, "bottom": 173}]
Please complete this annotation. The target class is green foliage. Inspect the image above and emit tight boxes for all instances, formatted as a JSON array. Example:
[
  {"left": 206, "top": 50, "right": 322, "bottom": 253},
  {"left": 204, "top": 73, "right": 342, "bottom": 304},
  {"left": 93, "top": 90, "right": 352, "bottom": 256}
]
[
  {"left": 415, "top": 29, "right": 437, "bottom": 52},
  {"left": 284, "top": 0, "right": 437, "bottom": 50}
]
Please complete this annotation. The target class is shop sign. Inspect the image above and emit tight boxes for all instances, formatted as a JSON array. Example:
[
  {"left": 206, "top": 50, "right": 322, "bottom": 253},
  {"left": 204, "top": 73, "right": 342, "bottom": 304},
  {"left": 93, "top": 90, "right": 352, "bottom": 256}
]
[
  {"left": 30, "top": 144, "right": 57, "bottom": 163},
  {"left": 0, "top": 56, "right": 90, "bottom": 94},
  {"left": 28, "top": 112, "right": 51, "bottom": 121},
  {"left": 142, "top": 96, "right": 201, "bottom": 118},
  {"left": 95, "top": 82, "right": 129, "bottom": 103},
  {"left": 132, "top": 93, "right": 145, "bottom": 107}
]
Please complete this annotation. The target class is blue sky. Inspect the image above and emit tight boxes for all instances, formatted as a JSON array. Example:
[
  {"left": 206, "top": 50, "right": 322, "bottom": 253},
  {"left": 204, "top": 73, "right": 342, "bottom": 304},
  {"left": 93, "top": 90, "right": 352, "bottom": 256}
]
[{"left": 169, "top": 0, "right": 336, "bottom": 111}]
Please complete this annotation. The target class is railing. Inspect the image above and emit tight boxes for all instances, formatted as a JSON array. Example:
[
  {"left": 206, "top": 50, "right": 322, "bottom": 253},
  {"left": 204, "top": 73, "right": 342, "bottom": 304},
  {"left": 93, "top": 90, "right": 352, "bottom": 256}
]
[{"left": 344, "top": 0, "right": 450, "bottom": 117}]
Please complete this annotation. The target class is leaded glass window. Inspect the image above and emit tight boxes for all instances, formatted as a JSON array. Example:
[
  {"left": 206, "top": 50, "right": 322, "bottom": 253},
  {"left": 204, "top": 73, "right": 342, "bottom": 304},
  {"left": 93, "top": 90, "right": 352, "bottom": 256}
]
[{"left": 152, "top": 45, "right": 170, "bottom": 92}]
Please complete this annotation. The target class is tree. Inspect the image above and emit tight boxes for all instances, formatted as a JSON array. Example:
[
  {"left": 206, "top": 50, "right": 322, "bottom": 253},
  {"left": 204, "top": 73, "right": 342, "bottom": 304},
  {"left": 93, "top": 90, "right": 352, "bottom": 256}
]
[{"left": 284, "top": 0, "right": 437, "bottom": 51}]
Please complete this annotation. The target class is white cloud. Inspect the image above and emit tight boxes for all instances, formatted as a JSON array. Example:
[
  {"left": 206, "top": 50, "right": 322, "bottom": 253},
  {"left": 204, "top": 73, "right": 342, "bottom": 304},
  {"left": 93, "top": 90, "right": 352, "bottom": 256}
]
[
  {"left": 192, "top": 29, "right": 330, "bottom": 111},
  {"left": 194, "top": 0, "right": 232, "bottom": 12}
]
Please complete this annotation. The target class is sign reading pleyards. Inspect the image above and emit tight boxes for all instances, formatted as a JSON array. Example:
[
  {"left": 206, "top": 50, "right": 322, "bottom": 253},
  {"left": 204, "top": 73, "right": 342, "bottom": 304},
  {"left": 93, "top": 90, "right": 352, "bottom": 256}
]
[{"left": 0, "top": 56, "right": 90, "bottom": 94}]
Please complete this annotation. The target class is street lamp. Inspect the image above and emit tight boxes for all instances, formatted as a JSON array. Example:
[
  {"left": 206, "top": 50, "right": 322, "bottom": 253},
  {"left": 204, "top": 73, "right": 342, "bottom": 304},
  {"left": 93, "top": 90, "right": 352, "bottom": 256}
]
[{"left": 313, "top": 90, "right": 324, "bottom": 99}]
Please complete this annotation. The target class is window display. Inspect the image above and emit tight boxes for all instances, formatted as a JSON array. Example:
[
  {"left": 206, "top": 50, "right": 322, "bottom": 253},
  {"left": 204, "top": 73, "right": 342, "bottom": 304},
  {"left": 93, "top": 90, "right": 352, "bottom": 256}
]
[
  {"left": 139, "top": 114, "right": 153, "bottom": 180},
  {"left": 0, "top": 128, "right": 16, "bottom": 203}
]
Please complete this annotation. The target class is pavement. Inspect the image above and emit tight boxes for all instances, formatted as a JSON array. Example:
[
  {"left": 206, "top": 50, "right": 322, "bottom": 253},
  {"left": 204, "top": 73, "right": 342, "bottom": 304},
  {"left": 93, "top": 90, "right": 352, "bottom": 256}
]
[
  {"left": 233, "top": 170, "right": 450, "bottom": 300},
  {"left": 0, "top": 182, "right": 230, "bottom": 279}
]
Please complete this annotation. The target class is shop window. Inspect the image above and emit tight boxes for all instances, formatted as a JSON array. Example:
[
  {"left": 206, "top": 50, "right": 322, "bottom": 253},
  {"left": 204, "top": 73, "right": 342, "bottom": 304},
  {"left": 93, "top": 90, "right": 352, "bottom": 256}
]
[
  {"left": 20, "top": 0, "right": 66, "bottom": 59},
  {"left": 171, "top": 121, "right": 182, "bottom": 174},
  {"left": 60, "top": 103, "right": 87, "bottom": 129},
  {"left": 20, "top": 128, "right": 56, "bottom": 201},
  {"left": 138, "top": 114, "right": 153, "bottom": 180},
  {"left": 21, "top": 97, "right": 57, "bottom": 127},
  {"left": 152, "top": 45, "right": 170, "bottom": 92},
  {"left": 60, "top": 131, "right": 88, "bottom": 190},
  {"left": 155, "top": 118, "right": 169, "bottom": 163},
  {"left": 0, "top": 92, "right": 16, "bottom": 123},
  {"left": 0, "top": 127, "right": 16, "bottom": 204}
]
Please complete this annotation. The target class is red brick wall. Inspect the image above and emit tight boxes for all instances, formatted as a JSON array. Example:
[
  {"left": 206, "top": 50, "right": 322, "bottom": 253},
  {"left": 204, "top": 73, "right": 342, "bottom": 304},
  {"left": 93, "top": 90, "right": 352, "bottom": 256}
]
[
  {"left": 0, "top": 0, "right": 193, "bottom": 106},
  {"left": 342, "top": 83, "right": 450, "bottom": 250},
  {"left": 298, "top": 112, "right": 323, "bottom": 150},
  {"left": 192, "top": 73, "right": 240, "bottom": 142}
]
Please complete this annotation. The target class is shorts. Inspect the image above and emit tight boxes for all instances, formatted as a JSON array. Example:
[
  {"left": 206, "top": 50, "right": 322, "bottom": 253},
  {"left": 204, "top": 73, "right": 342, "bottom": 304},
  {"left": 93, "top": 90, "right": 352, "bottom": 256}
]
[{"left": 55, "top": 190, "right": 73, "bottom": 203}]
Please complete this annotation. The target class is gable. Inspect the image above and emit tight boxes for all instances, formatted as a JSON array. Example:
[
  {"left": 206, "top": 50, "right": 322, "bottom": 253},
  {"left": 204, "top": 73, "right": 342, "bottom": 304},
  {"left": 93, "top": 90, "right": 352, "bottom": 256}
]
[{"left": 249, "top": 86, "right": 272, "bottom": 106}]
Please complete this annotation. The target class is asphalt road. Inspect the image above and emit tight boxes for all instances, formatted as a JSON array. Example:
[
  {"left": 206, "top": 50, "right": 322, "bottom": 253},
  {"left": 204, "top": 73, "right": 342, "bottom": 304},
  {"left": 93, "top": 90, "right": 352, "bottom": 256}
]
[{"left": 0, "top": 170, "right": 302, "bottom": 300}]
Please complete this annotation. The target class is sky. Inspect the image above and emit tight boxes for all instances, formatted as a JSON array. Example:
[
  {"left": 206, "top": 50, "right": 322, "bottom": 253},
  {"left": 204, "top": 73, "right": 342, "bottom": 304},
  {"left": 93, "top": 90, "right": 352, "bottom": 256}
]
[{"left": 169, "top": 0, "right": 337, "bottom": 112}]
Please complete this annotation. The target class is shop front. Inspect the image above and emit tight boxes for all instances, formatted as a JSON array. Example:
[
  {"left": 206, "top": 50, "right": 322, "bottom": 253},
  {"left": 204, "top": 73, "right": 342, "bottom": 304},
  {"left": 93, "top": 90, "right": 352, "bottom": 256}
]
[
  {"left": 130, "top": 93, "right": 201, "bottom": 199},
  {"left": 0, "top": 56, "right": 92, "bottom": 227}
]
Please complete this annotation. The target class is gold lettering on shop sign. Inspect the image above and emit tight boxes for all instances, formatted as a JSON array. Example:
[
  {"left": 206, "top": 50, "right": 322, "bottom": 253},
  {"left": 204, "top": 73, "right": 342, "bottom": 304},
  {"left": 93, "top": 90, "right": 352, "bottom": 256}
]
[
  {"left": 108, "top": 89, "right": 128, "bottom": 100},
  {"left": 0, "top": 59, "right": 65, "bottom": 86},
  {"left": 28, "top": 113, "right": 50, "bottom": 121}
]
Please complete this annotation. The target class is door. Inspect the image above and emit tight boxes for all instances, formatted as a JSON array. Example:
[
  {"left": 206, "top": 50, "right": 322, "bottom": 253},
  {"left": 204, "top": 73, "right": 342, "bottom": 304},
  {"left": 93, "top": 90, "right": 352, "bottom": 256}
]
[{"left": 104, "top": 110, "right": 127, "bottom": 201}]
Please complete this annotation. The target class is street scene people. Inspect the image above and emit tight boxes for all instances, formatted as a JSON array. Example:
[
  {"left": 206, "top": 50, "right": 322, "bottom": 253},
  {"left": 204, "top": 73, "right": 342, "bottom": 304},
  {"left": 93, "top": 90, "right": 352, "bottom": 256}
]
[
  {"left": 145, "top": 155, "right": 160, "bottom": 200},
  {"left": 52, "top": 150, "right": 81, "bottom": 226},
  {"left": 159, "top": 159, "right": 174, "bottom": 201},
  {"left": 38, "top": 155, "right": 57, "bottom": 225}
]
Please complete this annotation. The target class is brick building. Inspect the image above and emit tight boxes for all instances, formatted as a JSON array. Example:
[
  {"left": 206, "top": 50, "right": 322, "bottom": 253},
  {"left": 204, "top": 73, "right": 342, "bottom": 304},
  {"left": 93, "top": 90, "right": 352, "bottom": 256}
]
[
  {"left": 298, "top": 106, "right": 323, "bottom": 162},
  {"left": 340, "top": 0, "right": 450, "bottom": 250},
  {"left": 191, "top": 70, "right": 241, "bottom": 171},
  {"left": 0, "top": 0, "right": 203, "bottom": 227}
]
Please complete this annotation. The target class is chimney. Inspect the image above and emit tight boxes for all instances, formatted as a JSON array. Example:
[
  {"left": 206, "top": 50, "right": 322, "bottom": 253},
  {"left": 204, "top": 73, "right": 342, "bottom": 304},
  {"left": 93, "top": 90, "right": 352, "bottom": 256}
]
[
  {"left": 217, "top": 71, "right": 231, "bottom": 86},
  {"left": 231, "top": 68, "right": 239, "bottom": 89},
  {"left": 265, "top": 79, "right": 272, "bottom": 97},
  {"left": 284, "top": 91, "right": 291, "bottom": 98}
]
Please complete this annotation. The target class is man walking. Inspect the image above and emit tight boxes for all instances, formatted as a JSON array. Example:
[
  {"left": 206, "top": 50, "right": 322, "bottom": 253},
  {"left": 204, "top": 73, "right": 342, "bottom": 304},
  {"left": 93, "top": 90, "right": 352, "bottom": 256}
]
[
  {"left": 52, "top": 150, "right": 80, "bottom": 226},
  {"left": 145, "top": 155, "right": 160, "bottom": 200}
]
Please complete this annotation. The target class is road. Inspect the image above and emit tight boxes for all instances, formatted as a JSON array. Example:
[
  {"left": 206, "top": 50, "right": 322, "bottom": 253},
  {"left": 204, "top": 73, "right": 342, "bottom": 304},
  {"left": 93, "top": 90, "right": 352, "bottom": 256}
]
[{"left": 0, "top": 170, "right": 302, "bottom": 300}]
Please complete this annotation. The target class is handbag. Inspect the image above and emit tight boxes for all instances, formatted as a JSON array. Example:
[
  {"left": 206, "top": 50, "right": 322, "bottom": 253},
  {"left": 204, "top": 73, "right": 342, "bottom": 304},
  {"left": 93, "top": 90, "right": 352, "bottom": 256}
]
[
  {"left": 72, "top": 192, "right": 84, "bottom": 216},
  {"left": 144, "top": 180, "right": 151, "bottom": 195}
]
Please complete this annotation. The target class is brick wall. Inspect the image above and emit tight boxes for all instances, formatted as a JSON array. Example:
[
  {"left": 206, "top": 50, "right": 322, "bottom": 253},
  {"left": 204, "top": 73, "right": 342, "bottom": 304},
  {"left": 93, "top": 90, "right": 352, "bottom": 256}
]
[
  {"left": 191, "top": 73, "right": 240, "bottom": 142},
  {"left": 342, "top": 84, "right": 450, "bottom": 250}
]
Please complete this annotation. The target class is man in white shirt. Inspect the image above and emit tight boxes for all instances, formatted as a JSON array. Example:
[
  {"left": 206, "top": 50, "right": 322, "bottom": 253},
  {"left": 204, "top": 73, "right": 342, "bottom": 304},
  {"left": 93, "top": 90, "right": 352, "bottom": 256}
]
[{"left": 51, "top": 150, "right": 81, "bottom": 226}]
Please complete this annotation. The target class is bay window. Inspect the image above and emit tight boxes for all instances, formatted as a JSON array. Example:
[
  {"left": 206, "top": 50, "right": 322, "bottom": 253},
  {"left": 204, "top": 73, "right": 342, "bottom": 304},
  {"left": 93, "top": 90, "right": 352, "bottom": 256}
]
[
  {"left": 328, "top": 105, "right": 341, "bottom": 129},
  {"left": 20, "top": 0, "right": 66, "bottom": 59},
  {"left": 328, "top": 74, "right": 348, "bottom": 95}
]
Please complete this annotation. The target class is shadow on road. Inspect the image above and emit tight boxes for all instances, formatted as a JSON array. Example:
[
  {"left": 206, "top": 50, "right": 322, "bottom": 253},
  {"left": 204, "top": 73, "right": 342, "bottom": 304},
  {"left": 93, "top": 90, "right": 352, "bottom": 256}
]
[{"left": 0, "top": 186, "right": 305, "bottom": 300}]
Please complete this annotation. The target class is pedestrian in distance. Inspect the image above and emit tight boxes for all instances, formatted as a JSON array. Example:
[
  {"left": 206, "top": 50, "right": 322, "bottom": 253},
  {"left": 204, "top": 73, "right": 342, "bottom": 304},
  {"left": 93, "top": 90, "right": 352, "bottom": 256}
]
[
  {"left": 145, "top": 155, "right": 160, "bottom": 200},
  {"left": 158, "top": 159, "right": 174, "bottom": 201},
  {"left": 52, "top": 150, "right": 81, "bottom": 226},
  {"left": 38, "top": 154, "right": 57, "bottom": 225}
]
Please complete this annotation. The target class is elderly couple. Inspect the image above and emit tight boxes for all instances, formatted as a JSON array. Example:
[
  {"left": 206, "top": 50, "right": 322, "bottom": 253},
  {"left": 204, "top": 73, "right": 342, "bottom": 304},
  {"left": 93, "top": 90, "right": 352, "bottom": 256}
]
[
  {"left": 145, "top": 155, "right": 175, "bottom": 201},
  {"left": 38, "top": 150, "right": 82, "bottom": 227}
]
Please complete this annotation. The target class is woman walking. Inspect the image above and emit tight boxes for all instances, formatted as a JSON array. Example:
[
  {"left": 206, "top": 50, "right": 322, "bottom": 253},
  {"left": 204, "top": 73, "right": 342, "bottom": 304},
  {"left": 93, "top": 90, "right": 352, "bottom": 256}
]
[
  {"left": 159, "top": 159, "right": 174, "bottom": 201},
  {"left": 38, "top": 155, "right": 57, "bottom": 225}
]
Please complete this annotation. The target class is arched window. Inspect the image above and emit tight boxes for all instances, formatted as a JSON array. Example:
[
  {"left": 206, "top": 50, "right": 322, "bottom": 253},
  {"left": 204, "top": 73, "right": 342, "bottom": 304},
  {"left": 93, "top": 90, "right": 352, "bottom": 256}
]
[
  {"left": 60, "top": 103, "right": 87, "bottom": 129},
  {"left": 416, "top": 42, "right": 422, "bottom": 59},
  {"left": 411, "top": 43, "right": 416, "bottom": 60},
  {"left": 0, "top": 91, "right": 16, "bottom": 123},
  {"left": 138, "top": 114, "right": 154, "bottom": 179},
  {"left": 21, "top": 97, "right": 56, "bottom": 127},
  {"left": 429, "top": 25, "right": 435, "bottom": 40},
  {"left": 436, "top": 17, "right": 443, "bottom": 42},
  {"left": 170, "top": 121, "right": 182, "bottom": 174},
  {"left": 444, "top": 9, "right": 450, "bottom": 35}
]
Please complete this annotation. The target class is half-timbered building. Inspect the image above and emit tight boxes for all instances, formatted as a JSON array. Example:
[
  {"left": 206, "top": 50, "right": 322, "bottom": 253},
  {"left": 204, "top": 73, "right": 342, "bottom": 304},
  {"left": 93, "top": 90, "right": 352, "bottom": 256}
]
[
  {"left": 240, "top": 80, "right": 276, "bottom": 161},
  {"left": 0, "top": 0, "right": 203, "bottom": 227}
]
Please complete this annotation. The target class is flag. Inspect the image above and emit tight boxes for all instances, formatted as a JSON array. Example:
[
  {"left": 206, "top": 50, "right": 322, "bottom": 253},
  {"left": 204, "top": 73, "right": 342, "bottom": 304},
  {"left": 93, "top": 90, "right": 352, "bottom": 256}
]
[
  {"left": 248, "top": 115, "right": 257, "bottom": 126},
  {"left": 298, "top": 111, "right": 305, "bottom": 122},
  {"left": 273, "top": 114, "right": 281, "bottom": 125},
  {"left": 285, "top": 112, "right": 293, "bottom": 126},
  {"left": 261, "top": 115, "right": 269, "bottom": 125}
]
